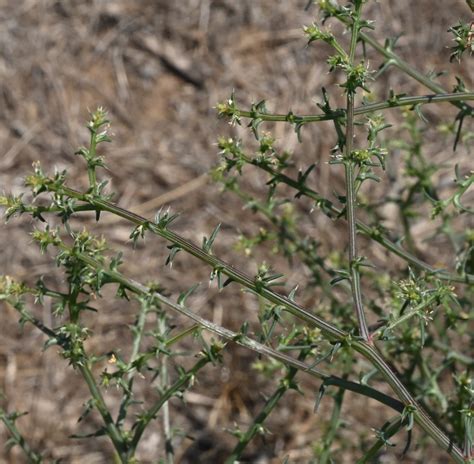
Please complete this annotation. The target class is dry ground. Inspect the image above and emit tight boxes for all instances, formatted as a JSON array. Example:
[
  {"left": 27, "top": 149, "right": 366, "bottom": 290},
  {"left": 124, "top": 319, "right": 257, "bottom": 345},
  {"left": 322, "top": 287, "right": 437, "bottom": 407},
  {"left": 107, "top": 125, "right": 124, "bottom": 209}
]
[{"left": 0, "top": 1, "right": 472, "bottom": 463}]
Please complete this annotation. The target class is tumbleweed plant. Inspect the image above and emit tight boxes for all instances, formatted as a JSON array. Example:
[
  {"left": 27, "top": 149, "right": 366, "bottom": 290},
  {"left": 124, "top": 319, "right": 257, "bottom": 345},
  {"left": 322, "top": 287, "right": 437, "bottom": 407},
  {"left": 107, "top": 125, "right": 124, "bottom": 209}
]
[{"left": 1, "top": 1, "right": 473, "bottom": 462}]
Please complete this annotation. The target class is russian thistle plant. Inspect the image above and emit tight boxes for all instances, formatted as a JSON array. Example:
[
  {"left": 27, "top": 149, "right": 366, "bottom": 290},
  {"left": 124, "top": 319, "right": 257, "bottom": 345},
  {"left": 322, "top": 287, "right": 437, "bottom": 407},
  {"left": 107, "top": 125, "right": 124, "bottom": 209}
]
[{"left": 1, "top": 1, "right": 473, "bottom": 462}]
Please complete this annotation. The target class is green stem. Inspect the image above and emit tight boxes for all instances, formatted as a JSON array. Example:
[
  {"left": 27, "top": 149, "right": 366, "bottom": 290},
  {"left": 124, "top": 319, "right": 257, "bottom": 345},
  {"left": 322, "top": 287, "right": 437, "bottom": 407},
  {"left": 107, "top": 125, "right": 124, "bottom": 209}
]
[
  {"left": 79, "top": 363, "right": 128, "bottom": 462},
  {"left": 55, "top": 178, "right": 474, "bottom": 286},
  {"left": 319, "top": 386, "right": 345, "bottom": 464},
  {"left": 165, "top": 324, "right": 200, "bottom": 347},
  {"left": 77, "top": 191, "right": 347, "bottom": 341},
  {"left": 87, "top": 129, "right": 98, "bottom": 193},
  {"left": 231, "top": 92, "right": 474, "bottom": 125},
  {"left": 373, "top": 295, "right": 438, "bottom": 338},
  {"left": 0, "top": 408, "right": 43, "bottom": 464},
  {"left": 158, "top": 315, "right": 174, "bottom": 464},
  {"left": 359, "top": 31, "right": 473, "bottom": 116},
  {"left": 353, "top": 341, "right": 462, "bottom": 462},
  {"left": 343, "top": 1, "right": 370, "bottom": 342},
  {"left": 129, "top": 357, "right": 210, "bottom": 452},
  {"left": 128, "top": 299, "right": 149, "bottom": 381}
]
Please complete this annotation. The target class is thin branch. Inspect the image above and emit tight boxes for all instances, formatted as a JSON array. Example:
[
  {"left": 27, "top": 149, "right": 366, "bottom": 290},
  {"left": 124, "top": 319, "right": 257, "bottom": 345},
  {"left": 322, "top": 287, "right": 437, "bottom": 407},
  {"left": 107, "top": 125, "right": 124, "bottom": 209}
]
[
  {"left": 359, "top": 32, "right": 474, "bottom": 116},
  {"left": 0, "top": 408, "right": 43, "bottom": 464},
  {"left": 226, "top": 92, "right": 474, "bottom": 126},
  {"left": 343, "top": 1, "right": 371, "bottom": 342}
]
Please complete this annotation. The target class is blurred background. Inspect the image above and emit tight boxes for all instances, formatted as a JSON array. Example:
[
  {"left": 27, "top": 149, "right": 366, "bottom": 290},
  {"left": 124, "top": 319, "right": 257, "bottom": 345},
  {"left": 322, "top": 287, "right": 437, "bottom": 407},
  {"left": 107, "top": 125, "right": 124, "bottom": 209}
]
[{"left": 0, "top": 1, "right": 472, "bottom": 462}]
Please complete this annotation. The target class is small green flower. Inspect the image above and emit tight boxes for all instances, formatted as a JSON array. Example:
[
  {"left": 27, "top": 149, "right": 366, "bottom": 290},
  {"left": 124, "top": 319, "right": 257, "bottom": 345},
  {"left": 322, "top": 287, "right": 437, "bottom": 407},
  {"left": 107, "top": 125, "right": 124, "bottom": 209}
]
[
  {"left": 342, "top": 62, "right": 372, "bottom": 93},
  {"left": 448, "top": 21, "right": 474, "bottom": 62},
  {"left": 31, "top": 226, "right": 62, "bottom": 253},
  {"left": 0, "top": 275, "right": 27, "bottom": 299},
  {"left": 215, "top": 92, "right": 241, "bottom": 125},
  {"left": 88, "top": 107, "right": 110, "bottom": 133},
  {"left": 395, "top": 278, "right": 424, "bottom": 305},
  {"left": 303, "top": 23, "right": 335, "bottom": 45},
  {"left": 350, "top": 149, "right": 371, "bottom": 163},
  {"left": 0, "top": 194, "right": 26, "bottom": 221}
]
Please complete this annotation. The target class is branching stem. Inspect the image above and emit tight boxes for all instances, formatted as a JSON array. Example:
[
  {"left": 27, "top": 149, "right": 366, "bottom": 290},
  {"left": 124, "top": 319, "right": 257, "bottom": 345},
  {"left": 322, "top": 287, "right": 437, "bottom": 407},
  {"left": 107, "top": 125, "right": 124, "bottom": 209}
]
[
  {"left": 343, "top": 2, "right": 371, "bottom": 342},
  {"left": 38, "top": 182, "right": 465, "bottom": 462},
  {"left": 230, "top": 92, "right": 474, "bottom": 125}
]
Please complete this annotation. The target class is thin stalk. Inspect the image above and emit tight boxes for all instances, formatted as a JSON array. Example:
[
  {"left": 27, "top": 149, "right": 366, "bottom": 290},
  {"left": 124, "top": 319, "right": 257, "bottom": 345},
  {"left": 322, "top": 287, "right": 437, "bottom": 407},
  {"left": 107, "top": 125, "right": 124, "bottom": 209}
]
[
  {"left": 319, "top": 386, "right": 345, "bottom": 464},
  {"left": 343, "top": 2, "right": 370, "bottom": 342},
  {"left": 49, "top": 179, "right": 474, "bottom": 285},
  {"left": 372, "top": 294, "right": 439, "bottom": 338},
  {"left": 358, "top": 31, "right": 473, "bottom": 116},
  {"left": 463, "top": 404, "right": 473, "bottom": 461},
  {"left": 128, "top": 357, "right": 210, "bottom": 452},
  {"left": 230, "top": 92, "right": 474, "bottom": 125},
  {"left": 158, "top": 315, "right": 174, "bottom": 464},
  {"left": 128, "top": 299, "right": 149, "bottom": 381},
  {"left": 420, "top": 358, "right": 448, "bottom": 412},
  {"left": 355, "top": 93, "right": 473, "bottom": 114},
  {"left": 78, "top": 363, "right": 129, "bottom": 462},
  {"left": 0, "top": 408, "right": 43, "bottom": 464},
  {"left": 165, "top": 324, "right": 200, "bottom": 347},
  {"left": 353, "top": 340, "right": 462, "bottom": 462},
  {"left": 161, "top": 356, "right": 173, "bottom": 464},
  {"left": 87, "top": 128, "right": 98, "bottom": 193},
  {"left": 110, "top": 298, "right": 148, "bottom": 461},
  {"left": 64, "top": 188, "right": 346, "bottom": 341}
]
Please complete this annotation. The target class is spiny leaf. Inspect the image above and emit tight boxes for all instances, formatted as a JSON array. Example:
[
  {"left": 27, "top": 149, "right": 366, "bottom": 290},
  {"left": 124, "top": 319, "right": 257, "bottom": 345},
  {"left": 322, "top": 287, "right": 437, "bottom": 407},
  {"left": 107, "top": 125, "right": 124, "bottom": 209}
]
[
  {"left": 298, "top": 163, "right": 316, "bottom": 185},
  {"left": 166, "top": 244, "right": 182, "bottom": 267},
  {"left": 288, "top": 285, "right": 299, "bottom": 301},
  {"left": 314, "top": 381, "right": 327, "bottom": 412},
  {"left": 77, "top": 399, "right": 95, "bottom": 423},
  {"left": 178, "top": 284, "right": 200, "bottom": 306},
  {"left": 154, "top": 207, "right": 180, "bottom": 229},
  {"left": 202, "top": 223, "right": 221, "bottom": 254},
  {"left": 70, "top": 427, "right": 107, "bottom": 439}
]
